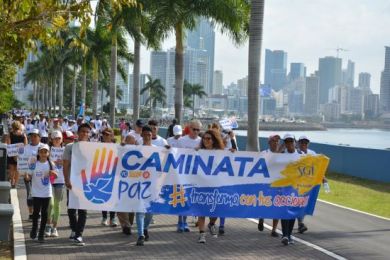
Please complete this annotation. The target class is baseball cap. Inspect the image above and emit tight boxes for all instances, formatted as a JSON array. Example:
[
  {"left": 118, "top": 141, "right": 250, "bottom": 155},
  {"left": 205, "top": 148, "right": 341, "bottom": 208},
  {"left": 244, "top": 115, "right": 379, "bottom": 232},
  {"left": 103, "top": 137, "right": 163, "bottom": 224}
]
[
  {"left": 135, "top": 119, "right": 144, "bottom": 127},
  {"left": 51, "top": 130, "right": 63, "bottom": 139},
  {"left": 38, "top": 144, "right": 50, "bottom": 151},
  {"left": 268, "top": 134, "right": 280, "bottom": 141},
  {"left": 283, "top": 133, "right": 295, "bottom": 141},
  {"left": 63, "top": 131, "right": 75, "bottom": 140},
  {"left": 298, "top": 135, "right": 310, "bottom": 142},
  {"left": 28, "top": 128, "right": 40, "bottom": 135},
  {"left": 173, "top": 125, "right": 183, "bottom": 136}
]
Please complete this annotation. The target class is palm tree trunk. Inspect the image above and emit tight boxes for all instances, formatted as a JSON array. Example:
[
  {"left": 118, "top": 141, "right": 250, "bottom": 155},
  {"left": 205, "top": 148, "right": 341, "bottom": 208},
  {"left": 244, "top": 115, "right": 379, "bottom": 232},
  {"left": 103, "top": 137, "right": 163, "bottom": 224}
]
[
  {"left": 53, "top": 77, "right": 57, "bottom": 115},
  {"left": 59, "top": 67, "right": 64, "bottom": 115},
  {"left": 133, "top": 39, "right": 141, "bottom": 121},
  {"left": 92, "top": 56, "right": 99, "bottom": 117},
  {"left": 192, "top": 94, "right": 195, "bottom": 118},
  {"left": 174, "top": 22, "right": 184, "bottom": 124},
  {"left": 49, "top": 79, "right": 53, "bottom": 116},
  {"left": 82, "top": 59, "right": 87, "bottom": 117},
  {"left": 44, "top": 83, "right": 49, "bottom": 112},
  {"left": 247, "top": 0, "right": 264, "bottom": 152},
  {"left": 72, "top": 65, "right": 77, "bottom": 117},
  {"left": 32, "top": 82, "right": 37, "bottom": 112},
  {"left": 109, "top": 35, "right": 117, "bottom": 127}
]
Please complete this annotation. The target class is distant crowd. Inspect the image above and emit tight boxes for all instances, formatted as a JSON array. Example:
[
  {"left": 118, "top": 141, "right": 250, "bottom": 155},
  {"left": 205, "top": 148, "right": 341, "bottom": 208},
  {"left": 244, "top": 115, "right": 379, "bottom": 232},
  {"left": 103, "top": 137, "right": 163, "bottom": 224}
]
[{"left": 2, "top": 109, "right": 329, "bottom": 247}]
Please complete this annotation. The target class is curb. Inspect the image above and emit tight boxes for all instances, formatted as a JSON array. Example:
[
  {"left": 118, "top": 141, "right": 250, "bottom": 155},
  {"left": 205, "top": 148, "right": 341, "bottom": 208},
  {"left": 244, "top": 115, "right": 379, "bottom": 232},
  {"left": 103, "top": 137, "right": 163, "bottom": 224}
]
[{"left": 11, "top": 188, "right": 27, "bottom": 260}]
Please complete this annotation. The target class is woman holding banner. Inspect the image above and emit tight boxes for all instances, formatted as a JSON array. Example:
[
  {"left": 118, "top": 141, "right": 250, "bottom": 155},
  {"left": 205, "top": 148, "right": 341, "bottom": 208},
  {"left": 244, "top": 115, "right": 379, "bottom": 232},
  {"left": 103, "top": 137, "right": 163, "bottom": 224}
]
[
  {"left": 197, "top": 129, "right": 225, "bottom": 244},
  {"left": 5, "top": 121, "right": 27, "bottom": 188}
]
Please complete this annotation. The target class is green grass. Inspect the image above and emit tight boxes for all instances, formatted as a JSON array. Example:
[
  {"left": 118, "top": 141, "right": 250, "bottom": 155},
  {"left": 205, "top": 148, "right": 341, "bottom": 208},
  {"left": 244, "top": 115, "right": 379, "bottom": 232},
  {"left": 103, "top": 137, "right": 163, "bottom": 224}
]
[{"left": 318, "top": 172, "right": 390, "bottom": 218}]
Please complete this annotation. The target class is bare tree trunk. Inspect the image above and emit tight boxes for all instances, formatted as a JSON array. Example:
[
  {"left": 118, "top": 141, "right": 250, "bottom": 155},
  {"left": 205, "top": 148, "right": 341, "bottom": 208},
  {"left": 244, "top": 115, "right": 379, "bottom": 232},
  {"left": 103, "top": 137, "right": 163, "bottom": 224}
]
[
  {"left": 246, "top": 0, "right": 264, "bottom": 152},
  {"left": 109, "top": 35, "right": 117, "bottom": 127},
  {"left": 72, "top": 65, "right": 77, "bottom": 117},
  {"left": 32, "top": 82, "right": 36, "bottom": 112},
  {"left": 49, "top": 80, "right": 53, "bottom": 116},
  {"left": 81, "top": 59, "right": 87, "bottom": 117},
  {"left": 92, "top": 57, "right": 99, "bottom": 117},
  {"left": 59, "top": 68, "right": 64, "bottom": 115},
  {"left": 174, "top": 22, "right": 184, "bottom": 123},
  {"left": 53, "top": 77, "right": 57, "bottom": 115},
  {"left": 44, "top": 83, "right": 48, "bottom": 112},
  {"left": 133, "top": 39, "right": 141, "bottom": 120}
]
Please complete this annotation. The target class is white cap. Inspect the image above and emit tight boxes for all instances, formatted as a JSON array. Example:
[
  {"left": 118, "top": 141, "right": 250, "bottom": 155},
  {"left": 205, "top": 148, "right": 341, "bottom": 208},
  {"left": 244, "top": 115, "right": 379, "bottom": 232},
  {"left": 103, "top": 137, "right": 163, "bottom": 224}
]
[
  {"left": 173, "top": 125, "right": 183, "bottom": 136},
  {"left": 51, "top": 130, "right": 63, "bottom": 139},
  {"left": 28, "top": 128, "right": 40, "bottom": 135},
  {"left": 38, "top": 144, "right": 50, "bottom": 151},
  {"left": 298, "top": 135, "right": 310, "bottom": 142},
  {"left": 283, "top": 133, "right": 295, "bottom": 141}
]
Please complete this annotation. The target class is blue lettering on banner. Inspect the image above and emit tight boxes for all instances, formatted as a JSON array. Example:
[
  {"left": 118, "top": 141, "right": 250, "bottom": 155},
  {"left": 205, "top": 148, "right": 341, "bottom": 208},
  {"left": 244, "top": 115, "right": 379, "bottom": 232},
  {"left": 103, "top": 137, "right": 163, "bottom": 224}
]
[
  {"left": 118, "top": 180, "right": 151, "bottom": 200},
  {"left": 163, "top": 154, "right": 185, "bottom": 173},
  {"left": 122, "top": 150, "right": 142, "bottom": 170}
]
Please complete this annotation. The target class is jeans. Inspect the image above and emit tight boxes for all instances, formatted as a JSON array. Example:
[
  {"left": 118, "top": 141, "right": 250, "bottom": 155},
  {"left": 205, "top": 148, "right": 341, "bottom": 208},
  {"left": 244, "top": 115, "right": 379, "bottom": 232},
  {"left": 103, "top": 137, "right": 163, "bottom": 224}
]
[
  {"left": 67, "top": 190, "right": 87, "bottom": 237},
  {"left": 135, "top": 212, "right": 153, "bottom": 237},
  {"left": 281, "top": 219, "right": 295, "bottom": 238},
  {"left": 32, "top": 197, "right": 51, "bottom": 238},
  {"left": 298, "top": 216, "right": 305, "bottom": 225},
  {"left": 102, "top": 211, "right": 116, "bottom": 220}
]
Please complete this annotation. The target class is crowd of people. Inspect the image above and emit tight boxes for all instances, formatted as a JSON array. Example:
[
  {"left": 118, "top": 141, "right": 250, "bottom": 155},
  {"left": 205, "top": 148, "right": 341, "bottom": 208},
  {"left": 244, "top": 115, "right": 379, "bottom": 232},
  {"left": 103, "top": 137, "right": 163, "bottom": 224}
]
[{"left": 2, "top": 109, "right": 329, "bottom": 247}]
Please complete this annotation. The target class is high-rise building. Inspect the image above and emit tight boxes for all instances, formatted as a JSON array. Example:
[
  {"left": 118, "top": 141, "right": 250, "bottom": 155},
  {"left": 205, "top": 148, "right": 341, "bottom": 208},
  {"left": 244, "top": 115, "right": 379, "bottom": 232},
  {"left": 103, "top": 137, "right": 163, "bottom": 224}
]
[
  {"left": 213, "top": 70, "right": 223, "bottom": 95},
  {"left": 289, "top": 63, "right": 305, "bottom": 81},
  {"left": 237, "top": 76, "right": 248, "bottom": 97},
  {"left": 380, "top": 46, "right": 390, "bottom": 112},
  {"left": 304, "top": 75, "right": 319, "bottom": 115},
  {"left": 116, "top": 59, "right": 131, "bottom": 110},
  {"left": 364, "top": 94, "right": 380, "bottom": 118},
  {"left": 186, "top": 18, "right": 215, "bottom": 96},
  {"left": 358, "top": 72, "right": 371, "bottom": 91},
  {"left": 342, "top": 60, "right": 355, "bottom": 88},
  {"left": 318, "top": 56, "right": 342, "bottom": 104},
  {"left": 328, "top": 85, "right": 349, "bottom": 114},
  {"left": 13, "top": 52, "right": 37, "bottom": 108},
  {"left": 349, "top": 87, "right": 364, "bottom": 116},
  {"left": 264, "top": 49, "right": 287, "bottom": 91}
]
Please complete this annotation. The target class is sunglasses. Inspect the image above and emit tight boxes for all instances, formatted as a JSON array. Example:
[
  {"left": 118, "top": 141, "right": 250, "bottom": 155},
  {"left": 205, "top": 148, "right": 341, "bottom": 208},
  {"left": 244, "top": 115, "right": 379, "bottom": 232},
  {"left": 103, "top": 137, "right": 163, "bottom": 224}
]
[{"left": 192, "top": 128, "right": 200, "bottom": 132}]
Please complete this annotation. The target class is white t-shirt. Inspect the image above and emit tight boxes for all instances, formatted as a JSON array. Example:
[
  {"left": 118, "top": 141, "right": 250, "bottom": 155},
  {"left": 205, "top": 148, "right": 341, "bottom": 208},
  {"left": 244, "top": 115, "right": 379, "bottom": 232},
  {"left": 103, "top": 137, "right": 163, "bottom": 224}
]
[
  {"left": 151, "top": 135, "right": 168, "bottom": 147},
  {"left": 29, "top": 161, "right": 53, "bottom": 198},
  {"left": 71, "top": 124, "right": 78, "bottom": 134},
  {"left": 94, "top": 120, "right": 102, "bottom": 131},
  {"left": 50, "top": 146, "right": 65, "bottom": 184},
  {"left": 20, "top": 143, "right": 41, "bottom": 174},
  {"left": 37, "top": 120, "right": 48, "bottom": 137},
  {"left": 178, "top": 135, "right": 201, "bottom": 149},
  {"left": 167, "top": 137, "right": 181, "bottom": 148},
  {"left": 298, "top": 149, "right": 316, "bottom": 155},
  {"left": 25, "top": 123, "right": 35, "bottom": 134},
  {"left": 61, "top": 122, "right": 69, "bottom": 131},
  {"left": 129, "top": 131, "right": 143, "bottom": 145}
]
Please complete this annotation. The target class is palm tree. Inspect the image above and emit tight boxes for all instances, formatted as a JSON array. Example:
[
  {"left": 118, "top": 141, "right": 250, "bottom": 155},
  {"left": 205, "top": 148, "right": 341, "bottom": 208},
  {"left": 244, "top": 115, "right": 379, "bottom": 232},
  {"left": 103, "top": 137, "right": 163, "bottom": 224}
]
[
  {"left": 150, "top": 0, "right": 250, "bottom": 123},
  {"left": 246, "top": 0, "right": 265, "bottom": 152},
  {"left": 141, "top": 75, "right": 167, "bottom": 117},
  {"left": 183, "top": 80, "right": 207, "bottom": 117}
]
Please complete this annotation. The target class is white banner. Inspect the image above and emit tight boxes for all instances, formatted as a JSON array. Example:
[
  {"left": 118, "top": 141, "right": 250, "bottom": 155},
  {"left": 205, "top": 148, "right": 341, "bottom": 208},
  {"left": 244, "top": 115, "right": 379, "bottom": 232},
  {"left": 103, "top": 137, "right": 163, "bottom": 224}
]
[{"left": 7, "top": 143, "right": 25, "bottom": 157}]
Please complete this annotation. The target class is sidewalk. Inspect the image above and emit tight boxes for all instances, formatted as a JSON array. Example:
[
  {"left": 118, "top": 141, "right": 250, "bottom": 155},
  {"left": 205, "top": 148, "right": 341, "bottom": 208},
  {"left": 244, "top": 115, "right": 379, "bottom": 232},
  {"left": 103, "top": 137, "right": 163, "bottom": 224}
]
[{"left": 16, "top": 184, "right": 333, "bottom": 260}]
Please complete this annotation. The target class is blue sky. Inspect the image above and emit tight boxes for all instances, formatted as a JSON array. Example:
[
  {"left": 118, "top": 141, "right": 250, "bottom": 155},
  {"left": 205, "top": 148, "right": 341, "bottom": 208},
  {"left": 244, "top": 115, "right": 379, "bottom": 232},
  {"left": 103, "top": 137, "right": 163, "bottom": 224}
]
[{"left": 137, "top": 0, "right": 390, "bottom": 94}]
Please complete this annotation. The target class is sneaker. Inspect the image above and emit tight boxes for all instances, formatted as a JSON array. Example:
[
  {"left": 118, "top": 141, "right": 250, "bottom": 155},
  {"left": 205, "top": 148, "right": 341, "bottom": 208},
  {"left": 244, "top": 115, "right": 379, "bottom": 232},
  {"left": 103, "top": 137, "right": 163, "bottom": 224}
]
[
  {"left": 281, "top": 236, "right": 289, "bottom": 246},
  {"left": 288, "top": 236, "right": 295, "bottom": 244},
  {"left": 298, "top": 223, "right": 308, "bottom": 234},
  {"left": 258, "top": 219, "right": 264, "bottom": 231},
  {"left": 37, "top": 237, "right": 45, "bottom": 243},
  {"left": 270, "top": 231, "right": 279, "bottom": 237},
  {"left": 122, "top": 227, "right": 131, "bottom": 235},
  {"left": 183, "top": 223, "right": 190, "bottom": 232},
  {"left": 208, "top": 223, "right": 218, "bottom": 237},
  {"left": 177, "top": 223, "right": 184, "bottom": 233},
  {"left": 73, "top": 236, "right": 85, "bottom": 246},
  {"left": 218, "top": 226, "right": 225, "bottom": 236},
  {"left": 69, "top": 231, "right": 75, "bottom": 241},
  {"left": 45, "top": 226, "right": 52, "bottom": 237},
  {"left": 144, "top": 229, "right": 149, "bottom": 241},
  {"left": 110, "top": 218, "right": 118, "bottom": 227},
  {"left": 136, "top": 236, "right": 145, "bottom": 246},
  {"left": 198, "top": 232, "right": 206, "bottom": 244},
  {"left": 51, "top": 228, "right": 59, "bottom": 237},
  {"left": 101, "top": 218, "right": 108, "bottom": 226}
]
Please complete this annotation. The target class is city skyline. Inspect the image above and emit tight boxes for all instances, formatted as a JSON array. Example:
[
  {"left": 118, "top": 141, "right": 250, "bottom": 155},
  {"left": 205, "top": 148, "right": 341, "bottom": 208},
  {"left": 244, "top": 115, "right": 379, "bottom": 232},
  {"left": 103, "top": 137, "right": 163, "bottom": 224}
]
[{"left": 137, "top": 0, "right": 390, "bottom": 94}]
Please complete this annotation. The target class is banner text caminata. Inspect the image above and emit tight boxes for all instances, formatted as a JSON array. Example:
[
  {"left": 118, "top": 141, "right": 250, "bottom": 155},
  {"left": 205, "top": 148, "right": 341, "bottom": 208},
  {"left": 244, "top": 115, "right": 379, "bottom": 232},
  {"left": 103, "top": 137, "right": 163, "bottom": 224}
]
[{"left": 69, "top": 142, "right": 329, "bottom": 219}]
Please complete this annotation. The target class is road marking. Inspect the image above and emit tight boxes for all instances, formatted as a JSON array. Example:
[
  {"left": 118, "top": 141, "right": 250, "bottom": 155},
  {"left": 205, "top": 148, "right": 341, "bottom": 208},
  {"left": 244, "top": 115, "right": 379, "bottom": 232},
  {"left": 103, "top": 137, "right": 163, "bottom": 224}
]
[
  {"left": 247, "top": 218, "right": 346, "bottom": 260},
  {"left": 11, "top": 189, "right": 27, "bottom": 260},
  {"left": 318, "top": 199, "right": 390, "bottom": 221}
]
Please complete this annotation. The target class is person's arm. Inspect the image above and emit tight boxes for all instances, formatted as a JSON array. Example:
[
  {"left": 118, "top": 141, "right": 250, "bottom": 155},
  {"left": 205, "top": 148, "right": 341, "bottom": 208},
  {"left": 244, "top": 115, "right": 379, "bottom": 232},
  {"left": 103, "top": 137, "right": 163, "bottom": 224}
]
[
  {"left": 23, "top": 134, "right": 28, "bottom": 145},
  {"left": 63, "top": 159, "right": 71, "bottom": 189}
]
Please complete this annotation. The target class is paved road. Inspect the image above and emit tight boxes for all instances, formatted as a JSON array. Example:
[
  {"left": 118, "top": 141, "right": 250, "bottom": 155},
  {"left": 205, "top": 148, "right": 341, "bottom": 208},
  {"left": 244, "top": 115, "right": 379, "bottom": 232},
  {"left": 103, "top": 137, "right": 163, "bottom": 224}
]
[{"left": 265, "top": 201, "right": 390, "bottom": 260}]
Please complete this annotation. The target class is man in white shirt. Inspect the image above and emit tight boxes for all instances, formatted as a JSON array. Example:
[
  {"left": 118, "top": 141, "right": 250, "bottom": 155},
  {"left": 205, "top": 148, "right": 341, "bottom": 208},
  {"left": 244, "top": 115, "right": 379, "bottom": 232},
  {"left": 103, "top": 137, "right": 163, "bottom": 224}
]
[
  {"left": 167, "top": 125, "right": 182, "bottom": 148},
  {"left": 128, "top": 119, "right": 144, "bottom": 145},
  {"left": 297, "top": 135, "right": 316, "bottom": 155},
  {"left": 36, "top": 113, "right": 48, "bottom": 144},
  {"left": 148, "top": 119, "right": 168, "bottom": 147}
]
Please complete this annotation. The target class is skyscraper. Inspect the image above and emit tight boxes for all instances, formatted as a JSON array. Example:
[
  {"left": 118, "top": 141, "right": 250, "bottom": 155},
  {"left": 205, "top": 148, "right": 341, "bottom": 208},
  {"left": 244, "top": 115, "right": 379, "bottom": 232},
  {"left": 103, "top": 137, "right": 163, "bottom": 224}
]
[
  {"left": 213, "top": 70, "right": 223, "bottom": 95},
  {"left": 186, "top": 18, "right": 215, "bottom": 95},
  {"left": 304, "top": 75, "right": 319, "bottom": 115},
  {"left": 289, "top": 63, "right": 305, "bottom": 81},
  {"left": 264, "top": 49, "right": 287, "bottom": 91},
  {"left": 342, "top": 60, "right": 355, "bottom": 88},
  {"left": 380, "top": 46, "right": 390, "bottom": 112},
  {"left": 358, "top": 72, "right": 371, "bottom": 91},
  {"left": 318, "top": 56, "right": 342, "bottom": 104}
]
